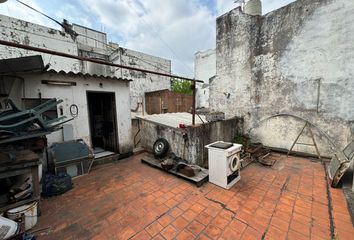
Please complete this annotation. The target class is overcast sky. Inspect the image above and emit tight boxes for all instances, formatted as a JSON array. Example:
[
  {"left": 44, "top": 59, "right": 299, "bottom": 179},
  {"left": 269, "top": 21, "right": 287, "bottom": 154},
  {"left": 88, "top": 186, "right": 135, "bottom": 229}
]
[{"left": 0, "top": 0, "right": 295, "bottom": 77}]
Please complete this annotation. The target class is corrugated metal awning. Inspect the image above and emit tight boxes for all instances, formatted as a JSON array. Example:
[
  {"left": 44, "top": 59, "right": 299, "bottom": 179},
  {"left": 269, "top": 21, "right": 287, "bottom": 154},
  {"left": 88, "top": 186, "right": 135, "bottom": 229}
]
[{"left": 45, "top": 69, "right": 132, "bottom": 82}]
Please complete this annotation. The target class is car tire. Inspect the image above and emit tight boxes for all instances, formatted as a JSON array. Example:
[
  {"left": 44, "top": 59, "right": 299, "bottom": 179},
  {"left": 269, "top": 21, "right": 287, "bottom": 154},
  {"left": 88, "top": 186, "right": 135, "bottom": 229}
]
[{"left": 153, "top": 138, "right": 170, "bottom": 158}]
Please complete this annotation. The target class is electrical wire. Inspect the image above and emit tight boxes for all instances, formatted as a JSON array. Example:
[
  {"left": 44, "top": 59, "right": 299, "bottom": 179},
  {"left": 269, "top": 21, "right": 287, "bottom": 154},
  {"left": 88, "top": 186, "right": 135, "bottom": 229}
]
[
  {"left": 16, "top": 0, "right": 63, "bottom": 28},
  {"left": 127, "top": 0, "right": 194, "bottom": 75},
  {"left": 13, "top": 0, "right": 185, "bottom": 79}
]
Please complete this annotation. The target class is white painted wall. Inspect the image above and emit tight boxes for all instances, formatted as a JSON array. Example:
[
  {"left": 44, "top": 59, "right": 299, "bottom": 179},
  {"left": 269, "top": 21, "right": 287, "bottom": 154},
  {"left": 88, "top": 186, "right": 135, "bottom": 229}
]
[
  {"left": 0, "top": 14, "right": 172, "bottom": 117},
  {"left": 112, "top": 48, "right": 171, "bottom": 114},
  {"left": 6, "top": 72, "right": 132, "bottom": 153},
  {"left": 194, "top": 49, "right": 216, "bottom": 108},
  {"left": 0, "top": 14, "right": 80, "bottom": 73}
]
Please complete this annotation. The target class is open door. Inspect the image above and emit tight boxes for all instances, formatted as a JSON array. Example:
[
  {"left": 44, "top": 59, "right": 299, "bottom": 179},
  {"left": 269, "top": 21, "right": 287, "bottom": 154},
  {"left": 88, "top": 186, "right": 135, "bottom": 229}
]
[{"left": 87, "top": 91, "right": 118, "bottom": 153}]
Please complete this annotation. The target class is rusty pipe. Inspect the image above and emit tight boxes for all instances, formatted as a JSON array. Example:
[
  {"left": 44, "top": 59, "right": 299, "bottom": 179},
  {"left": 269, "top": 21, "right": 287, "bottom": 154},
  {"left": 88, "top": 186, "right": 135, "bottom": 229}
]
[
  {"left": 0, "top": 39, "right": 203, "bottom": 83},
  {"left": 192, "top": 82, "right": 196, "bottom": 125}
]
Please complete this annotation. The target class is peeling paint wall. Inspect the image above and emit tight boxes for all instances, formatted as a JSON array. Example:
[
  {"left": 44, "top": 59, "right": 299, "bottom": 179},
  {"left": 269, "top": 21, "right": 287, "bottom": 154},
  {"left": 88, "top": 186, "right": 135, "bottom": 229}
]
[
  {"left": 3, "top": 73, "right": 132, "bottom": 153},
  {"left": 114, "top": 48, "right": 171, "bottom": 113},
  {"left": 0, "top": 14, "right": 80, "bottom": 72},
  {"left": 211, "top": 0, "right": 354, "bottom": 157},
  {"left": 0, "top": 14, "right": 172, "bottom": 116},
  {"left": 194, "top": 49, "right": 216, "bottom": 108}
]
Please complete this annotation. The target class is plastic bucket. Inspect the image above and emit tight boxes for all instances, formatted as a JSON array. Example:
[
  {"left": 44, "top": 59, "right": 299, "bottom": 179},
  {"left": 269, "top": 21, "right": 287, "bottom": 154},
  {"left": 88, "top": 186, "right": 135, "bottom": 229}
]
[
  {"left": 6, "top": 201, "right": 38, "bottom": 231},
  {"left": 0, "top": 216, "right": 19, "bottom": 239}
]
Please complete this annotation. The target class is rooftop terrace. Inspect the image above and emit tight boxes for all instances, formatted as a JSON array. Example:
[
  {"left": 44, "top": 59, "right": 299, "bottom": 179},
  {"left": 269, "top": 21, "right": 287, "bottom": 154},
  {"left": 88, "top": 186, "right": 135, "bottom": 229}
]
[{"left": 36, "top": 153, "right": 353, "bottom": 240}]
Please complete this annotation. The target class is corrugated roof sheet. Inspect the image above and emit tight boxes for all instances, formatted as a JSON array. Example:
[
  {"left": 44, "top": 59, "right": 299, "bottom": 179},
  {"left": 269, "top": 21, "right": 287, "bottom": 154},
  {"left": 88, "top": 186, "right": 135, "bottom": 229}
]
[
  {"left": 46, "top": 69, "right": 132, "bottom": 81},
  {"left": 137, "top": 112, "right": 206, "bottom": 128}
]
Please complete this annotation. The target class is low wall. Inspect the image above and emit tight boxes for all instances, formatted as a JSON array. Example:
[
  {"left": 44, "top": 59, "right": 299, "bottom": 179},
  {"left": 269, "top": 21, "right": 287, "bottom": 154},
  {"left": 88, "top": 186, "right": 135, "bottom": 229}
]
[{"left": 140, "top": 117, "right": 244, "bottom": 167}]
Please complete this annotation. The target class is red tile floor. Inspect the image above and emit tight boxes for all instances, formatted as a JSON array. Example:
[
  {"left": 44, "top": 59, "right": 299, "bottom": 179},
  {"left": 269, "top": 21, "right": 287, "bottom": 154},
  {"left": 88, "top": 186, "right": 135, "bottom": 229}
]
[{"left": 36, "top": 153, "right": 354, "bottom": 239}]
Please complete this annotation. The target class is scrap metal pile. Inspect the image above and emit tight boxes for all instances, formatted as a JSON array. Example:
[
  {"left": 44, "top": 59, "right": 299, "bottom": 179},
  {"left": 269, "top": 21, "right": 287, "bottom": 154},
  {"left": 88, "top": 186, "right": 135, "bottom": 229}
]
[{"left": 0, "top": 99, "right": 73, "bottom": 145}]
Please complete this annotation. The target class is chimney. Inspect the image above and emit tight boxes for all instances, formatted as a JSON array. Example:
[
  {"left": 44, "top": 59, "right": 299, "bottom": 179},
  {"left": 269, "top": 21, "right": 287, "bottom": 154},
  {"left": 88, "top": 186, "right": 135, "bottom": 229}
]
[{"left": 244, "top": 0, "right": 262, "bottom": 16}]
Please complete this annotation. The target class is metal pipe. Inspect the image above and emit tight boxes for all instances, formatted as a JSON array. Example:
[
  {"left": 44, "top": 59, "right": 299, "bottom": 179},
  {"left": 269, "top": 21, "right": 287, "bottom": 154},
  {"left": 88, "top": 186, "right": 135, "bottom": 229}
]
[
  {"left": 0, "top": 39, "right": 203, "bottom": 83},
  {"left": 192, "top": 82, "right": 196, "bottom": 125}
]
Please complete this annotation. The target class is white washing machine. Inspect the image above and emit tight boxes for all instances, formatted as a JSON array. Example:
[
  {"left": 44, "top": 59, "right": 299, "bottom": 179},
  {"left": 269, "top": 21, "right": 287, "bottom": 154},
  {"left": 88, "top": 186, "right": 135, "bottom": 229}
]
[{"left": 205, "top": 141, "right": 242, "bottom": 189}]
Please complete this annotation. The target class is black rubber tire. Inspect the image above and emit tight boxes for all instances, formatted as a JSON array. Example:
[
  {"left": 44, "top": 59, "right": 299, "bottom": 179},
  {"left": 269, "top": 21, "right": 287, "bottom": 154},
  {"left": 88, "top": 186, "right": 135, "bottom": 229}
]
[{"left": 153, "top": 138, "right": 170, "bottom": 158}]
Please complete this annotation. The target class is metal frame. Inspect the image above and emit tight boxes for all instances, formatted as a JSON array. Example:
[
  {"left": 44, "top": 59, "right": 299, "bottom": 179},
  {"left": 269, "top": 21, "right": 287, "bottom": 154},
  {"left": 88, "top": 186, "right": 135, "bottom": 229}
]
[{"left": 287, "top": 121, "right": 321, "bottom": 160}]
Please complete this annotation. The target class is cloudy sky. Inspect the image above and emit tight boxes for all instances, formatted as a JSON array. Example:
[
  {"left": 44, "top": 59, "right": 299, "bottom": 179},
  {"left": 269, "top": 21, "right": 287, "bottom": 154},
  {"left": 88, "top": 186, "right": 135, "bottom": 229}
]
[{"left": 0, "top": 0, "right": 295, "bottom": 77}]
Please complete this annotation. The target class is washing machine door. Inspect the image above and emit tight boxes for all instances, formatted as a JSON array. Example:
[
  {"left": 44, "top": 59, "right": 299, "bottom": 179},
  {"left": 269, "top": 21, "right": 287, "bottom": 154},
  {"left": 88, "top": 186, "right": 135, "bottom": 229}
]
[{"left": 230, "top": 154, "right": 241, "bottom": 172}]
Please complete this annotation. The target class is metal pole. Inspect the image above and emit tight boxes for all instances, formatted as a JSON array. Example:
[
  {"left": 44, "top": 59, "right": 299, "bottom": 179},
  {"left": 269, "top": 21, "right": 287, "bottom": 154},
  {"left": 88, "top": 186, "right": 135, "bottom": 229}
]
[
  {"left": 192, "top": 82, "right": 196, "bottom": 125},
  {"left": 0, "top": 40, "right": 203, "bottom": 83}
]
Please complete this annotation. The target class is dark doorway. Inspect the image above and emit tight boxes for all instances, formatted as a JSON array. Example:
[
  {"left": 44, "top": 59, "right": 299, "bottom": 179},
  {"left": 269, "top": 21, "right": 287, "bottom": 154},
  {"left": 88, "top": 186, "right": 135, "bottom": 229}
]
[{"left": 87, "top": 91, "right": 118, "bottom": 153}]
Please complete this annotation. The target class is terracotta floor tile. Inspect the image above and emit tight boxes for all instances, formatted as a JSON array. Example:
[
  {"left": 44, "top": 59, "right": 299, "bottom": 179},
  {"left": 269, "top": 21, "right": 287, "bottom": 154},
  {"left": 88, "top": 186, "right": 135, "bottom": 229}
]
[
  {"left": 287, "top": 230, "right": 310, "bottom": 240},
  {"left": 151, "top": 234, "right": 165, "bottom": 240},
  {"left": 176, "top": 229, "right": 195, "bottom": 240},
  {"left": 118, "top": 226, "right": 136, "bottom": 240},
  {"left": 212, "top": 214, "right": 230, "bottom": 229},
  {"left": 219, "top": 226, "right": 243, "bottom": 240},
  {"left": 131, "top": 230, "right": 151, "bottom": 240},
  {"left": 228, "top": 219, "right": 247, "bottom": 234},
  {"left": 203, "top": 224, "right": 223, "bottom": 239},
  {"left": 270, "top": 216, "right": 290, "bottom": 232},
  {"left": 179, "top": 202, "right": 192, "bottom": 211},
  {"left": 196, "top": 211, "right": 213, "bottom": 226},
  {"left": 198, "top": 233, "right": 212, "bottom": 240},
  {"left": 264, "top": 225, "right": 287, "bottom": 240},
  {"left": 311, "top": 226, "right": 331, "bottom": 239},
  {"left": 160, "top": 225, "right": 178, "bottom": 240},
  {"left": 145, "top": 221, "right": 164, "bottom": 237},
  {"left": 290, "top": 219, "right": 310, "bottom": 237},
  {"left": 183, "top": 209, "right": 198, "bottom": 221},
  {"left": 170, "top": 207, "right": 184, "bottom": 218},
  {"left": 158, "top": 214, "right": 174, "bottom": 227},
  {"left": 165, "top": 198, "right": 179, "bottom": 208},
  {"left": 190, "top": 203, "right": 206, "bottom": 214},
  {"left": 187, "top": 220, "right": 205, "bottom": 236},
  {"left": 34, "top": 153, "right": 353, "bottom": 240},
  {"left": 240, "top": 227, "right": 262, "bottom": 240},
  {"left": 172, "top": 215, "right": 189, "bottom": 231}
]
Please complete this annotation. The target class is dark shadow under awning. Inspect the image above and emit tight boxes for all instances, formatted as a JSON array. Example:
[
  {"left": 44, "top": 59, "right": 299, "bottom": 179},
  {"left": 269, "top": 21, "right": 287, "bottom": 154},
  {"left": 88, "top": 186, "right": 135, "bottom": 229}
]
[{"left": 0, "top": 55, "right": 45, "bottom": 75}]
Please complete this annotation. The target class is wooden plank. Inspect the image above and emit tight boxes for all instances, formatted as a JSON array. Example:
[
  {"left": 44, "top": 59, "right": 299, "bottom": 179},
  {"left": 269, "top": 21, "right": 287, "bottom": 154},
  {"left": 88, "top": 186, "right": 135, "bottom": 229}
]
[
  {"left": 0, "top": 197, "right": 39, "bottom": 213},
  {"left": 141, "top": 155, "right": 209, "bottom": 187}
]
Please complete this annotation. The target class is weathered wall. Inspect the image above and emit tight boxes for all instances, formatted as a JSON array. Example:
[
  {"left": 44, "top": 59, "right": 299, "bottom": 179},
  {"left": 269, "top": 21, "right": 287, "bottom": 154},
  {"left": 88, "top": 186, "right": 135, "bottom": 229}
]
[
  {"left": 140, "top": 118, "right": 243, "bottom": 166},
  {"left": 194, "top": 49, "right": 216, "bottom": 108},
  {"left": 211, "top": 0, "right": 354, "bottom": 157},
  {"left": 0, "top": 14, "right": 80, "bottom": 72},
  {"left": 4, "top": 73, "right": 133, "bottom": 154},
  {"left": 0, "top": 14, "right": 172, "bottom": 116},
  {"left": 112, "top": 48, "right": 171, "bottom": 114}
]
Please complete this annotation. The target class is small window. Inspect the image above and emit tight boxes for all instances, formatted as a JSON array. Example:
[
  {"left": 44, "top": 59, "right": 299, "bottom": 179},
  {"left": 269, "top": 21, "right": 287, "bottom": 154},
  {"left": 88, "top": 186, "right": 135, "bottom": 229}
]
[{"left": 22, "top": 98, "right": 58, "bottom": 120}]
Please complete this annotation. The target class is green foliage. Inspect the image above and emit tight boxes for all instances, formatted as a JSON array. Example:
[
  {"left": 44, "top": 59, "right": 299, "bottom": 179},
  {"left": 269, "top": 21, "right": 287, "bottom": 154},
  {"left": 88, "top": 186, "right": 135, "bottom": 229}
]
[{"left": 171, "top": 78, "right": 193, "bottom": 95}]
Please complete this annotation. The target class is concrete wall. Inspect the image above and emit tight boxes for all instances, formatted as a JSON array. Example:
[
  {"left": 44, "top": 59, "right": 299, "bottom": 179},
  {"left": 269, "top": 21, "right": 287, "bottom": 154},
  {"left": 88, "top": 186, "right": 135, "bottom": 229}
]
[
  {"left": 0, "top": 14, "right": 80, "bottom": 73},
  {"left": 2, "top": 72, "right": 133, "bottom": 154},
  {"left": 211, "top": 0, "right": 354, "bottom": 157},
  {"left": 114, "top": 48, "right": 171, "bottom": 113},
  {"left": 194, "top": 49, "right": 216, "bottom": 109},
  {"left": 140, "top": 117, "right": 243, "bottom": 166}
]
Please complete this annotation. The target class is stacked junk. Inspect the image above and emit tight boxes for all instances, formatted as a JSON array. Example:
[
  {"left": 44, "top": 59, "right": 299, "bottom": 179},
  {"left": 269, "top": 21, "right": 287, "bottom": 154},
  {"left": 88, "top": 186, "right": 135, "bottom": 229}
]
[
  {"left": 142, "top": 133, "right": 275, "bottom": 189},
  {"left": 153, "top": 138, "right": 203, "bottom": 178},
  {"left": 0, "top": 98, "right": 74, "bottom": 240}
]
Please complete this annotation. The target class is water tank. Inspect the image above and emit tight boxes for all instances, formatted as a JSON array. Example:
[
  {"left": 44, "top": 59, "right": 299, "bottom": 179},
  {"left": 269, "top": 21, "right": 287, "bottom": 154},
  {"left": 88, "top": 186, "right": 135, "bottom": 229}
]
[{"left": 244, "top": 0, "right": 262, "bottom": 16}]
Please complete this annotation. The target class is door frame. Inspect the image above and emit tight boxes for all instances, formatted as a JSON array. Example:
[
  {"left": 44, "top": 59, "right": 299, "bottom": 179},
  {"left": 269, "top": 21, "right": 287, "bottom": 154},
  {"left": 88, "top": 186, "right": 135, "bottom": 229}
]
[{"left": 86, "top": 90, "right": 119, "bottom": 153}]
